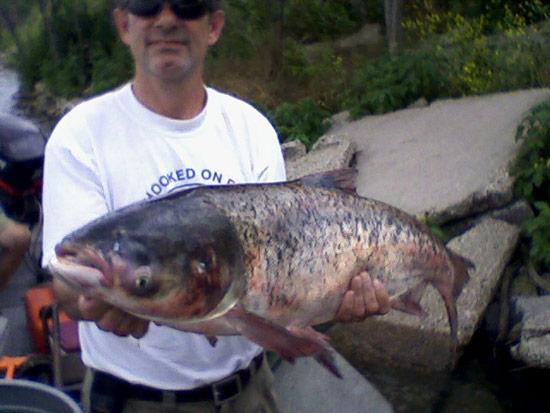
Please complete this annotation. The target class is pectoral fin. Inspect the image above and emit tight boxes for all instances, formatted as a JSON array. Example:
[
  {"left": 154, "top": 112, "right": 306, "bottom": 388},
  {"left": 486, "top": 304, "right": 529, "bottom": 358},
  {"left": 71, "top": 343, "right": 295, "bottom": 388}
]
[{"left": 224, "top": 307, "right": 342, "bottom": 378}]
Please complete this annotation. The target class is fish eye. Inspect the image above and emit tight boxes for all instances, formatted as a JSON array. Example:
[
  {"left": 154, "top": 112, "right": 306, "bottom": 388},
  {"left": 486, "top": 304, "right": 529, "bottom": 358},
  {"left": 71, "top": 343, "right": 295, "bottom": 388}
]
[
  {"left": 191, "top": 259, "right": 208, "bottom": 275},
  {"left": 197, "top": 261, "right": 207, "bottom": 274},
  {"left": 134, "top": 274, "right": 153, "bottom": 294}
]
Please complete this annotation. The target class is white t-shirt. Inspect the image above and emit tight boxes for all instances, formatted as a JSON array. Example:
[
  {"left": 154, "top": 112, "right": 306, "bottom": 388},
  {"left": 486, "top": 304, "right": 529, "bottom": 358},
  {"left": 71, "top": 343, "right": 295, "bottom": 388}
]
[{"left": 42, "top": 83, "right": 286, "bottom": 389}]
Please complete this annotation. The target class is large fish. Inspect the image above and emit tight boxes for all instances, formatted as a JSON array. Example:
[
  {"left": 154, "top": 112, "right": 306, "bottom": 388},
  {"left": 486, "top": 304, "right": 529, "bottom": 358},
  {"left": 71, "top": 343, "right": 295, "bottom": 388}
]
[{"left": 48, "top": 169, "right": 472, "bottom": 377}]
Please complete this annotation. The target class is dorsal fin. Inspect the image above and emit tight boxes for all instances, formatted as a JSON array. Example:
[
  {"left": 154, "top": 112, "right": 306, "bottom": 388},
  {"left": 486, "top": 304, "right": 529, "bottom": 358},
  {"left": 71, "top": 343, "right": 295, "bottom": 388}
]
[{"left": 296, "top": 168, "right": 358, "bottom": 193}]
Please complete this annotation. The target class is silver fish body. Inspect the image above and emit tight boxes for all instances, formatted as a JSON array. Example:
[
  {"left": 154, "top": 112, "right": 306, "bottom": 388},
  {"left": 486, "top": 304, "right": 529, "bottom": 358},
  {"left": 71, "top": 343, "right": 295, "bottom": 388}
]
[{"left": 49, "top": 169, "right": 471, "bottom": 377}]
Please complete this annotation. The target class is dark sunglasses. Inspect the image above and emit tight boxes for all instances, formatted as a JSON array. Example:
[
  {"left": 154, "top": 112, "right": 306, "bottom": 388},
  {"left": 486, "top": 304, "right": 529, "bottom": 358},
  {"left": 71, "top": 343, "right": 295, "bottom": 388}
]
[{"left": 121, "top": 0, "right": 213, "bottom": 20}]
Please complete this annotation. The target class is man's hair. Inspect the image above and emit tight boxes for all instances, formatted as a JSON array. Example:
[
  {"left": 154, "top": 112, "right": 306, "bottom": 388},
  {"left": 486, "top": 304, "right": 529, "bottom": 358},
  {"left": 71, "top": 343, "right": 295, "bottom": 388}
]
[{"left": 114, "top": 1, "right": 223, "bottom": 12}]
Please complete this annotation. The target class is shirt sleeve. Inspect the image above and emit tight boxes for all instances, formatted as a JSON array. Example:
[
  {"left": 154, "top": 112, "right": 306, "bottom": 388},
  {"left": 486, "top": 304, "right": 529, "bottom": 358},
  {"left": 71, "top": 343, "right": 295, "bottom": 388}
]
[
  {"left": 250, "top": 113, "right": 287, "bottom": 184},
  {"left": 41, "top": 114, "right": 108, "bottom": 267}
]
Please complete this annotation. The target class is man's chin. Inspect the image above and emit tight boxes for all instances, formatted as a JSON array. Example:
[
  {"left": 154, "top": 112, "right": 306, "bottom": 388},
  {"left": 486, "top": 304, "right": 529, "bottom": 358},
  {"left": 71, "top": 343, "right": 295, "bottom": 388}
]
[{"left": 149, "top": 60, "right": 196, "bottom": 81}]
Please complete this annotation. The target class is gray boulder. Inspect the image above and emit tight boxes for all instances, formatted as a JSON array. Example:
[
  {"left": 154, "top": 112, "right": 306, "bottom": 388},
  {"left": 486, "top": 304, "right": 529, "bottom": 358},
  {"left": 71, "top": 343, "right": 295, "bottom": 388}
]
[
  {"left": 511, "top": 296, "right": 550, "bottom": 368},
  {"left": 285, "top": 134, "right": 356, "bottom": 180}
]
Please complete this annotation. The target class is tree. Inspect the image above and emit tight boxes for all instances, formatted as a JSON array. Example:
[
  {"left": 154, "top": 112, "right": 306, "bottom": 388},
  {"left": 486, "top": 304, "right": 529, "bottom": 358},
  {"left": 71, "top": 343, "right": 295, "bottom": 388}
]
[
  {"left": 0, "top": 1, "right": 25, "bottom": 56},
  {"left": 37, "top": 0, "right": 60, "bottom": 62},
  {"left": 384, "top": 0, "right": 403, "bottom": 54},
  {"left": 270, "top": 0, "right": 288, "bottom": 78}
]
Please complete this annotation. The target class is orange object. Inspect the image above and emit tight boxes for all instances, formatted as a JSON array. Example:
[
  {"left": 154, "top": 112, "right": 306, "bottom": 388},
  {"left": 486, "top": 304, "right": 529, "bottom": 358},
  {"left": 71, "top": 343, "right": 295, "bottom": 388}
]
[
  {"left": 0, "top": 356, "right": 29, "bottom": 379},
  {"left": 24, "top": 283, "right": 72, "bottom": 353}
]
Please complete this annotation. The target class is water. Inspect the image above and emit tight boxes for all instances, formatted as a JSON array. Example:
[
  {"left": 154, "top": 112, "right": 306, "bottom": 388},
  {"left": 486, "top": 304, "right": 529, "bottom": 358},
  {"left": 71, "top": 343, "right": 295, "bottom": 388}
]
[{"left": 0, "top": 61, "right": 20, "bottom": 114}]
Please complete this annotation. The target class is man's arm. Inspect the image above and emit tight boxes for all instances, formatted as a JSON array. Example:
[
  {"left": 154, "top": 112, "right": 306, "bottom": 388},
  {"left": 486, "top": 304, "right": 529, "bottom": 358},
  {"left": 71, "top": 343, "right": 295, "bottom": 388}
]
[{"left": 0, "top": 217, "right": 31, "bottom": 291}]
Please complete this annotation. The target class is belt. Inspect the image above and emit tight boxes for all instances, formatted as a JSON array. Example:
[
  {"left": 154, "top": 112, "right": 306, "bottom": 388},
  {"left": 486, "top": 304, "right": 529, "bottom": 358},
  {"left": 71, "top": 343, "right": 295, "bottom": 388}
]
[{"left": 92, "top": 352, "right": 263, "bottom": 406}]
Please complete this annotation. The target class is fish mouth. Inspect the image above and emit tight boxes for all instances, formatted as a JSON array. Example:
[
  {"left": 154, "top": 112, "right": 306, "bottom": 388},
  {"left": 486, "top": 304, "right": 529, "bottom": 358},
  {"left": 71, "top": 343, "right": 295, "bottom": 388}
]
[{"left": 49, "top": 243, "right": 114, "bottom": 290}]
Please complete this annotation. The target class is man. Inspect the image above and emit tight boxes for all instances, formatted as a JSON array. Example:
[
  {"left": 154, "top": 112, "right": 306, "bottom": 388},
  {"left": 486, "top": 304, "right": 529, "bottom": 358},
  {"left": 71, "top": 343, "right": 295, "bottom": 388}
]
[
  {"left": 0, "top": 211, "right": 31, "bottom": 291},
  {"left": 42, "top": 1, "right": 390, "bottom": 412},
  {"left": 0, "top": 113, "right": 45, "bottom": 291}
]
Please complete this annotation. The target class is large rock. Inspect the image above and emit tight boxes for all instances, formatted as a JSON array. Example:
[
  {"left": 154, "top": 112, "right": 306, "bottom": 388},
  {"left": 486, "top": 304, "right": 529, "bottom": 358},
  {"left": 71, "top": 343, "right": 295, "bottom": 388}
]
[
  {"left": 328, "top": 218, "right": 520, "bottom": 372},
  {"left": 285, "top": 134, "right": 356, "bottom": 180},
  {"left": 510, "top": 296, "right": 550, "bottom": 369},
  {"left": 329, "top": 89, "right": 550, "bottom": 224},
  {"left": 273, "top": 351, "right": 393, "bottom": 413}
]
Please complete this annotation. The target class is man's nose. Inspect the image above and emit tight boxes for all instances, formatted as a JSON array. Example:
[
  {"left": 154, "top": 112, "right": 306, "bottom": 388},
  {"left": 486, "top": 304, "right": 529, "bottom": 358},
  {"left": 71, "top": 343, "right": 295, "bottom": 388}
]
[{"left": 154, "top": 2, "right": 179, "bottom": 26}]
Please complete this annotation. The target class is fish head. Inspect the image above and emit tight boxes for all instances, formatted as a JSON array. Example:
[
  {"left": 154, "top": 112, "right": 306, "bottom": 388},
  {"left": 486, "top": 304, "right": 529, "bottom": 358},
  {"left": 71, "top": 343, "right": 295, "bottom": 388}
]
[{"left": 48, "top": 197, "right": 246, "bottom": 323}]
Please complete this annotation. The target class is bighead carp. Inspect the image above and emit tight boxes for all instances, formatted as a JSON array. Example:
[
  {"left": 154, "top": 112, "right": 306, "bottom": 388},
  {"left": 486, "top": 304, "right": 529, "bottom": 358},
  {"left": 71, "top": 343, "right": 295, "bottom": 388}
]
[{"left": 48, "top": 169, "right": 472, "bottom": 378}]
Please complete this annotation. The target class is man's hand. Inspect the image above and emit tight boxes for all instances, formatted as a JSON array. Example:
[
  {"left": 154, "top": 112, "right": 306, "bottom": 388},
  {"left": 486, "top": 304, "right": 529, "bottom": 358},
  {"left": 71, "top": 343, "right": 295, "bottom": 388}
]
[
  {"left": 53, "top": 277, "right": 149, "bottom": 338},
  {"left": 335, "top": 271, "right": 391, "bottom": 322},
  {"left": 78, "top": 295, "right": 150, "bottom": 338}
]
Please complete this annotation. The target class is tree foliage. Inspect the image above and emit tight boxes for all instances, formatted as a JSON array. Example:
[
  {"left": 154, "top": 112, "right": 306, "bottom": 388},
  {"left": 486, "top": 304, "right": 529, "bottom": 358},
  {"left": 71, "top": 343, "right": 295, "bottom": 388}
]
[{"left": 0, "top": 0, "right": 548, "bottom": 147}]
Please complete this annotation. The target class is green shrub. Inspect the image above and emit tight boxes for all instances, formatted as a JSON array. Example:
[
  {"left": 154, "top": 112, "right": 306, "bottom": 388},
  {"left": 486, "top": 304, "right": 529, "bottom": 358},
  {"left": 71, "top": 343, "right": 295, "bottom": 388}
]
[
  {"left": 285, "top": 0, "right": 359, "bottom": 43},
  {"left": 401, "top": 0, "right": 549, "bottom": 98},
  {"left": 281, "top": 41, "right": 347, "bottom": 111},
  {"left": 88, "top": 42, "right": 133, "bottom": 96},
  {"left": 525, "top": 202, "right": 550, "bottom": 270},
  {"left": 512, "top": 101, "right": 550, "bottom": 202},
  {"left": 346, "top": 49, "right": 447, "bottom": 118},
  {"left": 269, "top": 98, "right": 332, "bottom": 149},
  {"left": 7, "top": 0, "right": 129, "bottom": 97},
  {"left": 511, "top": 100, "right": 550, "bottom": 270}
]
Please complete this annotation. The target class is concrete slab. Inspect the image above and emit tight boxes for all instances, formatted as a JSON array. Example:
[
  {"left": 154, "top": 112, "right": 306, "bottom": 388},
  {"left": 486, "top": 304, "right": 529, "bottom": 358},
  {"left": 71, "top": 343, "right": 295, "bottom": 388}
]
[
  {"left": 273, "top": 351, "right": 394, "bottom": 413},
  {"left": 328, "top": 89, "right": 550, "bottom": 223},
  {"left": 285, "top": 134, "right": 356, "bottom": 180},
  {"left": 281, "top": 140, "right": 306, "bottom": 162},
  {"left": 511, "top": 296, "right": 550, "bottom": 368},
  {"left": 328, "top": 218, "right": 520, "bottom": 372}
]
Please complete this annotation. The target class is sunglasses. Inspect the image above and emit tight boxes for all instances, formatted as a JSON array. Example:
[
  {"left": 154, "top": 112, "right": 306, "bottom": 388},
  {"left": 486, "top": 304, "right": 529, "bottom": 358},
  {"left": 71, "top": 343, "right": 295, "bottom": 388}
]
[{"left": 121, "top": 0, "right": 213, "bottom": 20}]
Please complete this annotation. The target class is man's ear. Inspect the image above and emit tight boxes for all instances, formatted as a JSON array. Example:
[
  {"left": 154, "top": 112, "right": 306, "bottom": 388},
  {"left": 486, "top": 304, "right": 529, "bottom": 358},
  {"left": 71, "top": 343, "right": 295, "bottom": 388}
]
[
  {"left": 113, "top": 8, "right": 131, "bottom": 45},
  {"left": 208, "top": 10, "right": 225, "bottom": 46}
]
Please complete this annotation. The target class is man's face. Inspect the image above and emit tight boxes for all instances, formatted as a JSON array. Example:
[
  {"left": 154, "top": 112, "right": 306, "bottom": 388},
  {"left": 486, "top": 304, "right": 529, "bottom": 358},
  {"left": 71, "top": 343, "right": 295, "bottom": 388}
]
[{"left": 114, "top": 2, "right": 224, "bottom": 82}]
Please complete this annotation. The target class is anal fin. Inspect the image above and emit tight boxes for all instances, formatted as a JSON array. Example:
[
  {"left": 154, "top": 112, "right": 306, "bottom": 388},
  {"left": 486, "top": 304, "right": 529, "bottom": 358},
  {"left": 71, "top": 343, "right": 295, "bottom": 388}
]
[
  {"left": 224, "top": 307, "right": 342, "bottom": 379},
  {"left": 391, "top": 282, "right": 428, "bottom": 317}
]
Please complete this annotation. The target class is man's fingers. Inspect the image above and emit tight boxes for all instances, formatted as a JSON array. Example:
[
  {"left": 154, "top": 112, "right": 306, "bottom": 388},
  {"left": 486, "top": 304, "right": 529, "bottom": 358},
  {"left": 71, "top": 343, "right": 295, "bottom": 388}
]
[
  {"left": 337, "top": 290, "right": 355, "bottom": 322},
  {"left": 360, "top": 272, "right": 381, "bottom": 315},
  {"left": 96, "top": 308, "right": 125, "bottom": 335},
  {"left": 350, "top": 276, "right": 367, "bottom": 319},
  {"left": 373, "top": 279, "right": 391, "bottom": 314},
  {"left": 336, "top": 272, "right": 391, "bottom": 322},
  {"left": 77, "top": 295, "right": 149, "bottom": 337},
  {"left": 78, "top": 295, "right": 110, "bottom": 321},
  {"left": 130, "top": 320, "right": 149, "bottom": 339}
]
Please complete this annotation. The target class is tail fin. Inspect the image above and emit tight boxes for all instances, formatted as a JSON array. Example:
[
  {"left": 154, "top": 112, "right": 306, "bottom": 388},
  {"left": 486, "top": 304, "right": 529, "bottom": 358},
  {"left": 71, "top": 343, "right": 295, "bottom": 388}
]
[
  {"left": 449, "top": 251, "right": 474, "bottom": 300},
  {"left": 434, "top": 251, "right": 473, "bottom": 344}
]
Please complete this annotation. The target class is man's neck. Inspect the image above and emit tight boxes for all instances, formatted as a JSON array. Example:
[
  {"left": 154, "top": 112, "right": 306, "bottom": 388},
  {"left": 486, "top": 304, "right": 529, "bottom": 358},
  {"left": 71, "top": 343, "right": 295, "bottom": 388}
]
[{"left": 131, "top": 75, "right": 207, "bottom": 120}]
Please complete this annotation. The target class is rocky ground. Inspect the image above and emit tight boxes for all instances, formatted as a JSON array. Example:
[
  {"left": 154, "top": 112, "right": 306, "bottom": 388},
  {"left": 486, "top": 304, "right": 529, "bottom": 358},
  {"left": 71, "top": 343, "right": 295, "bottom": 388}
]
[{"left": 284, "top": 88, "right": 550, "bottom": 411}]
